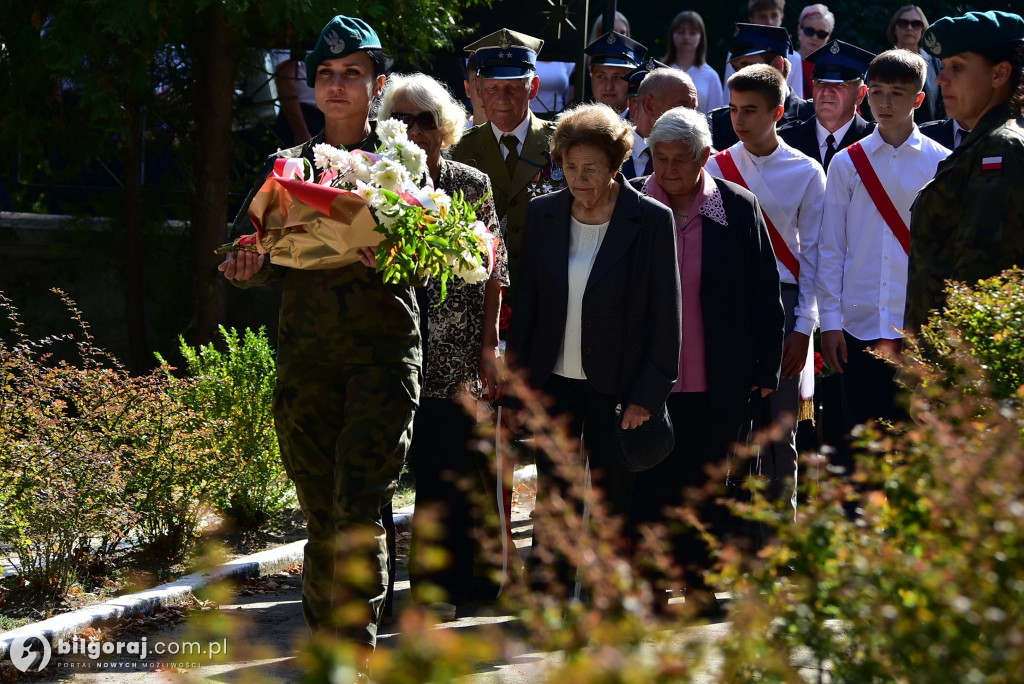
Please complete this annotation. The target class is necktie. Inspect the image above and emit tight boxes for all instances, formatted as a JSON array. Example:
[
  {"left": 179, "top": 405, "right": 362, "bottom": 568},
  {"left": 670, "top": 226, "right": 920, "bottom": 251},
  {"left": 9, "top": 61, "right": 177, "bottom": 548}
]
[
  {"left": 641, "top": 149, "right": 653, "bottom": 176},
  {"left": 823, "top": 133, "right": 837, "bottom": 171},
  {"left": 955, "top": 128, "right": 969, "bottom": 150},
  {"left": 501, "top": 134, "right": 519, "bottom": 177}
]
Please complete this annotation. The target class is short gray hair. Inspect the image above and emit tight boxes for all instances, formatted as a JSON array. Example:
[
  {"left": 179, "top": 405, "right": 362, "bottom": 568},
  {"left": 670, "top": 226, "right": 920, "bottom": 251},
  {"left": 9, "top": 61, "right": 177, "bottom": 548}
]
[
  {"left": 647, "top": 106, "right": 712, "bottom": 160},
  {"left": 378, "top": 72, "right": 468, "bottom": 150}
]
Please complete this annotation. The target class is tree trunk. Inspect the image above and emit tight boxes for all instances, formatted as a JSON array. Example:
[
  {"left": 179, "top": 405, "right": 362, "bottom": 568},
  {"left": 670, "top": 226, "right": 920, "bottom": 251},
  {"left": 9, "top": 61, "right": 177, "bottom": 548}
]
[
  {"left": 187, "top": 5, "right": 240, "bottom": 346},
  {"left": 122, "top": 89, "right": 148, "bottom": 371}
]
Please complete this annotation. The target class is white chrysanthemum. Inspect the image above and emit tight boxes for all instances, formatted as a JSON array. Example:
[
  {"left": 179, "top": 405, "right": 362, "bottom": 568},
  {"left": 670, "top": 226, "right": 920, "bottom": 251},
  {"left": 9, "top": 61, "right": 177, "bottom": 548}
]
[
  {"left": 377, "top": 118, "right": 408, "bottom": 143},
  {"left": 312, "top": 143, "right": 351, "bottom": 173},
  {"left": 455, "top": 252, "right": 489, "bottom": 284},
  {"left": 430, "top": 190, "right": 451, "bottom": 217},
  {"left": 372, "top": 159, "right": 405, "bottom": 192},
  {"left": 354, "top": 180, "right": 377, "bottom": 204},
  {"left": 350, "top": 154, "right": 373, "bottom": 184},
  {"left": 401, "top": 144, "right": 428, "bottom": 178}
]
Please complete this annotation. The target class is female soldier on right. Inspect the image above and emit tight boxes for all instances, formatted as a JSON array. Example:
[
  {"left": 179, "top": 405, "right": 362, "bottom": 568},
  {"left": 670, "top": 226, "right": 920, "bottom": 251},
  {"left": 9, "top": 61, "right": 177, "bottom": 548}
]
[{"left": 905, "top": 10, "right": 1024, "bottom": 332}]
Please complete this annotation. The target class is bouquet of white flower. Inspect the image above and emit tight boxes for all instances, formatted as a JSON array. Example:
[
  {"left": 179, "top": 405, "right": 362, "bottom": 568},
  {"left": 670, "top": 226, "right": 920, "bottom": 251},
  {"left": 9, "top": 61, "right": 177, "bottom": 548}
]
[{"left": 217, "top": 118, "right": 496, "bottom": 300}]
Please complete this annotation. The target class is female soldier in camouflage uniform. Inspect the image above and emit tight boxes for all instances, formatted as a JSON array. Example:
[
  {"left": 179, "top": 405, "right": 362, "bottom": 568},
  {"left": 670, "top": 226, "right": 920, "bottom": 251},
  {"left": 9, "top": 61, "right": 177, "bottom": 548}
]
[
  {"left": 219, "top": 16, "right": 420, "bottom": 658},
  {"left": 906, "top": 11, "right": 1024, "bottom": 331}
]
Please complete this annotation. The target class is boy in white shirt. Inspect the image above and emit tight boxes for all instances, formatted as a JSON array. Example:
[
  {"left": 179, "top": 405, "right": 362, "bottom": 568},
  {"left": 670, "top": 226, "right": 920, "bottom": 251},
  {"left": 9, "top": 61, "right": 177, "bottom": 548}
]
[
  {"left": 816, "top": 49, "right": 949, "bottom": 471},
  {"left": 704, "top": 64, "right": 825, "bottom": 506}
]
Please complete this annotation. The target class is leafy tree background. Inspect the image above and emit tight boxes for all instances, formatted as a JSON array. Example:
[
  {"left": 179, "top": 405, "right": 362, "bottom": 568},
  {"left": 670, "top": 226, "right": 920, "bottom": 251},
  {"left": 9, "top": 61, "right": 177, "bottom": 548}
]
[{"left": 0, "top": 0, "right": 487, "bottom": 369}]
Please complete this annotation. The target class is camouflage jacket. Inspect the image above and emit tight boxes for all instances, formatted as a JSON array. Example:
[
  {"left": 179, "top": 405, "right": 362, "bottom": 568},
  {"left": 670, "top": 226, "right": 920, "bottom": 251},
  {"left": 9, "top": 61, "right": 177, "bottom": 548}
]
[
  {"left": 229, "top": 129, "right": 421, "bottom": 372},
  {"left": 906, "top": 105, "right": 1024, "bottom": 332}
]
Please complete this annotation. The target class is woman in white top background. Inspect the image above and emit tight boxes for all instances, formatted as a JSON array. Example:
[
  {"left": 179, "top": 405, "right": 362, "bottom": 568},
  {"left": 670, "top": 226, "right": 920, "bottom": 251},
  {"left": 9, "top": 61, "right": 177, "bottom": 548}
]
[{"left": 662, "top": 11, "right": 724, "bottom": 114}]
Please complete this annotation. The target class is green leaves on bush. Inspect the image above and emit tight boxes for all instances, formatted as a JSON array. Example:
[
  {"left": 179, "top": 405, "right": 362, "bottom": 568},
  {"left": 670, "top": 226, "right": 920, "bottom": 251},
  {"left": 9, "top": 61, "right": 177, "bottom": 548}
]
[
  {"left": 711, "top": 270, "right": 1024, "bottom": 683},
  {"left": 0, "top": 291, "right": 221, "bottom": 595},
  {"left": 913, "top": 268, "right": 1024, "bottom": 403},
  {"left": 163, "top": 326, "right": 293, "bottom": 530}
]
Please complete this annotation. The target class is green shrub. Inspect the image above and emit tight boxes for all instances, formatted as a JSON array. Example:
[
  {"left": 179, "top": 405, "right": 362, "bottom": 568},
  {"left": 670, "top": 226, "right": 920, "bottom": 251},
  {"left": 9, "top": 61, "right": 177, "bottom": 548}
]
[
  {"left": 915, "top": 267, "right": 1024, "bottom": 402},
  {"left": 710, "top": 277, "right": 1024, "bottom": 683},
  {"left": 0, "top": 291, "right": 228, "bottom": 595},
  {"left": 161, "top": 326, "right": 293, "bottom": 530}
]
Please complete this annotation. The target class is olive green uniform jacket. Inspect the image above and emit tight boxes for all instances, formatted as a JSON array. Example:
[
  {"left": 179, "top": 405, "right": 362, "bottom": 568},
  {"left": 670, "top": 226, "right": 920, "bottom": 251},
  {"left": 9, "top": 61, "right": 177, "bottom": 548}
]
[
  {"left": 450, "top": 113, "right": 559, "bottom": 294},
  {"left": 906, "top": 104, "right": 1024, "bottom": 332}
]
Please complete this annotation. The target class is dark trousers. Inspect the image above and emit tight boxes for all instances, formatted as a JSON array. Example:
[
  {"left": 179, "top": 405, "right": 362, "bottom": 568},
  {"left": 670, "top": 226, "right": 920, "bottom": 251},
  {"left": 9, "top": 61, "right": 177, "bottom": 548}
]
[
  {"left": 631, "top": 392, "right": 743, "bottom": 591},
  {"left": 407, "top": 396, "right": 492, "bottom": 605},
  {"left": 834, "top": 331, "right": 908, "bottom": 474},
  {"left": 530, "top": 374, "right": 635, "bottom": 589}
]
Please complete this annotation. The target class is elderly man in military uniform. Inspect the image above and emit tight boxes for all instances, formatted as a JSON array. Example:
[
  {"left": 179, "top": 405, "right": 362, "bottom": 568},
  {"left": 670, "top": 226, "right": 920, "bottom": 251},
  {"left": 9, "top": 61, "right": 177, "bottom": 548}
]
[
  {"left": 906, "top": 10, "right": 1024, "bottom": 332},
  {"left": 780, "top": 40, "right": 875, "bottom": 171},
  {"left": 219, "top": 15, "right": 420, "bottom": 660},
  {"left": 707, "top": 24, "right": 814, "bottom": 151},
  {"left": 584, "top": 31, "right": 647, "bottom": 118},
  {"left": 452, "top": 29, "right": 562, "bottom": 294}
]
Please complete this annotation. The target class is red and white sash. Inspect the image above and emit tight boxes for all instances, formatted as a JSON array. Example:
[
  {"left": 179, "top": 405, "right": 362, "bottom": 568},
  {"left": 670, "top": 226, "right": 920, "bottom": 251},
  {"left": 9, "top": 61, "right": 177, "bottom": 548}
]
[
  {"left": 714, "top": 147, "right": 801, "bottom": 280},
  {"left": 846, "top": 141, "right": 911, "bottom": 256}
]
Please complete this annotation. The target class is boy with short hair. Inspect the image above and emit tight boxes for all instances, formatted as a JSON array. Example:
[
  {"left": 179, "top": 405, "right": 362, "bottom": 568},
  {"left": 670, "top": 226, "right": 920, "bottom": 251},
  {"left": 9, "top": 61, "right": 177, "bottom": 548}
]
[
  {"left": 704, "top": 63, "right": 825, "bottom": 508},
  {"left": 816, "top": 49, "right": 949, "bottom": 472}
]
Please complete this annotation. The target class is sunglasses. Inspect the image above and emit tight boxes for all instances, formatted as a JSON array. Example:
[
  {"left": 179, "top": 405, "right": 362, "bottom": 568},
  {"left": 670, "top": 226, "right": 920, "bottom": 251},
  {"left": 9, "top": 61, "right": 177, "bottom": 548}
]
[
  {"left": 390, "top": 111, "right": 439, "bottom": 131},
  {"left": 801, "top": 25, "right": 830, "bottom": 40},
  {"left": 896, "top": 19, "right": 924, "bottom": 30}
]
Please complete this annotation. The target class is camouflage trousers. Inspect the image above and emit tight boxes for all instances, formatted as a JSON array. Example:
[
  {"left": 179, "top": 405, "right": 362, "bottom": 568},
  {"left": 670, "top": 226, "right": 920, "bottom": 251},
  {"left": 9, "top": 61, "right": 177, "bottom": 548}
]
[{"left": 273, "top": 362, "right": 420, "bottom": 647}]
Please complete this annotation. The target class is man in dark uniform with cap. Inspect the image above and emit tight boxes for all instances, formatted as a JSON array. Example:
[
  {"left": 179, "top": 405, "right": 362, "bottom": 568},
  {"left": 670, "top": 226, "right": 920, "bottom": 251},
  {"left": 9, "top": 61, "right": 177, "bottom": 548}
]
[
  {"left": 220, "top": 15, "right": 420, "bottom": 659},
  {"left": 624, "top": 63, "right": 698, "bottom": 178},
  {"left": 451, "top": 29, "right": 562, "bottom": 296},
  {"left": 780, "top": 40, "right": 875, "bottom": 171},
  {"left": 584, "top": 31, "right": 647, "bottom": 118},
  {"left": 707, "top": 23, "right": 814, "bottom": 151},
  {"left": 906, "top": 10, "right": 1024, "bottom": 332}
]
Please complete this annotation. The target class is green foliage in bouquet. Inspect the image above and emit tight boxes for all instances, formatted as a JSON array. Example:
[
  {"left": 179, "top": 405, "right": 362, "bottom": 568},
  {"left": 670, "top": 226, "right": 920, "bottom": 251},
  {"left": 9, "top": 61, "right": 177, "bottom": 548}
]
[
  {"left": 159, "top": 327, "right": 293, "bottom": 530},
  {"left": 912, "top": 268, "right": 1024, "bottom": 403},
  {"left": 374, "top": 188, "right": 493, "bottom": 303}
]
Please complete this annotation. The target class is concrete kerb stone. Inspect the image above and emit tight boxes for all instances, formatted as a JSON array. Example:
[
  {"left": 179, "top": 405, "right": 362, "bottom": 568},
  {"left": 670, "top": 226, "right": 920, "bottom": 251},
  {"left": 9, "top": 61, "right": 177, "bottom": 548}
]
[{"left": 0, "top": 465, "right": 537, "bottom": 659}]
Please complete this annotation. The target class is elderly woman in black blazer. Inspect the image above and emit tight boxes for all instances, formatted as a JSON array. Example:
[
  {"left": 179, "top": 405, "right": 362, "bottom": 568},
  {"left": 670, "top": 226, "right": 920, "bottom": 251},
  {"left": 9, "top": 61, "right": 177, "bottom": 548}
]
[
  {"left": 505, "top": 103, "right": 682, "bottom": 591},
  {"left": 630, "top": 105, "right": 784, "bottom": 614}
]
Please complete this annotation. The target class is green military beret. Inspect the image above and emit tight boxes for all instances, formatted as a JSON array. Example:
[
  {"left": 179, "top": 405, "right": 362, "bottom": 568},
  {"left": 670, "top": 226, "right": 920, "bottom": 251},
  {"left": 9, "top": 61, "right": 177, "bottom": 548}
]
[
  {"left": 923, "top": 11, "right": 1024, "bottom": 61},
  {"left": 304, "top": 15, "right": 382, "bottom": 87}
]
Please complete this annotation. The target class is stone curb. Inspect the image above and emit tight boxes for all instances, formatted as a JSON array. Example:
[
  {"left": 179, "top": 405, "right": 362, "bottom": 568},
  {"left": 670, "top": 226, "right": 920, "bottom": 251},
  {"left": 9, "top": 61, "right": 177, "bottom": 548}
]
[{"left": 0, "top": 465, "right": 536, "bottom": 659}]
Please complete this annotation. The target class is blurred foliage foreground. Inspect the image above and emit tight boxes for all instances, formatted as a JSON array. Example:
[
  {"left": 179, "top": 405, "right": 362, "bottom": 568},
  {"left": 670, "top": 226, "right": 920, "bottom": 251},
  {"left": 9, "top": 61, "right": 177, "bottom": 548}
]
[{"left": 5, "top": 270, "right": 1024, "bottom": 683}]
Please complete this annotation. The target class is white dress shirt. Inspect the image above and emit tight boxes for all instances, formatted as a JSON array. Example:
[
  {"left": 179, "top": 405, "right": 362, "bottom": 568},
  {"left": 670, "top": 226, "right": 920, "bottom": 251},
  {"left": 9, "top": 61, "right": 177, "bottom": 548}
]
[
  {"left": 705, "top": 140, "right": 826, "bottom": 335},
  {"left": 816, "top": 126, "right": 949, "bottom": 340},
  {"left": 815, "top": 117, "right": 855, "bottom": 162},
  {"left": 553, "top": 216, "right": 610, "bottom": 379},
  {"left": 490, "top": 115, "right": 531, "bottom": 159},
  {"left": 630, "top": 130, "right": 648, "bottom": 174},
  {"left": 676, "top": 62, "right": 725, "bottom": 114}
]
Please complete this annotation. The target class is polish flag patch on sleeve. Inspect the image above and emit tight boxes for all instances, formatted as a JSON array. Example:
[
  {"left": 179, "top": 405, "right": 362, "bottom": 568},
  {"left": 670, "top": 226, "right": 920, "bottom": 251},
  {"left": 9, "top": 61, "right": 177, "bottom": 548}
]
[{"left": 981, "top": 156, "right": 1003, "bottom": 171}]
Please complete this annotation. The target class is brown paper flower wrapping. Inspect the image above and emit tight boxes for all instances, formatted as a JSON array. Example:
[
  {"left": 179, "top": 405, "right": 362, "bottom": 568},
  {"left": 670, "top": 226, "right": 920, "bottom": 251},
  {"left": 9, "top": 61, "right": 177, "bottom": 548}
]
[{"left": 245, "top": 174, "right": 381, "bottom": 270}]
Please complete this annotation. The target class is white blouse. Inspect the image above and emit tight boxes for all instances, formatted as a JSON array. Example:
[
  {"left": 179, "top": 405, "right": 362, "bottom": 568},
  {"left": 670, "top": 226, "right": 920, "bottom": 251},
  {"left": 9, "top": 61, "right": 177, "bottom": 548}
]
[{"left": 553, "top": 216, "right": 610, "bottom": 379}]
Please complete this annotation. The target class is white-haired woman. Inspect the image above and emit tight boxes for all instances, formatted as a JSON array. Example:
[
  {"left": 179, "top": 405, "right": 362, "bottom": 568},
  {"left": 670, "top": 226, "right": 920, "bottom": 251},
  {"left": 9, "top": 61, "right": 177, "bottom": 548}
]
[
  {"left": 797, "top": 4, "right": 836, "bottom": 97},
  {"left": 377, "top": 72, "right": 510, "bottom": 615},
  {"left": 629, "top": 105, "right": 784, "bottom": 616}
]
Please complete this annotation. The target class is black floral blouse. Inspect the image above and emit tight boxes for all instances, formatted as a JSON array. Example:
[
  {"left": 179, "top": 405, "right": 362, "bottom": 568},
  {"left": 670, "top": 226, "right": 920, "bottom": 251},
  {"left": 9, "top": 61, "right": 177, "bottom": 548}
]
[{"left": 421, "top": 159, "right": 510, "bottom": 400}]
